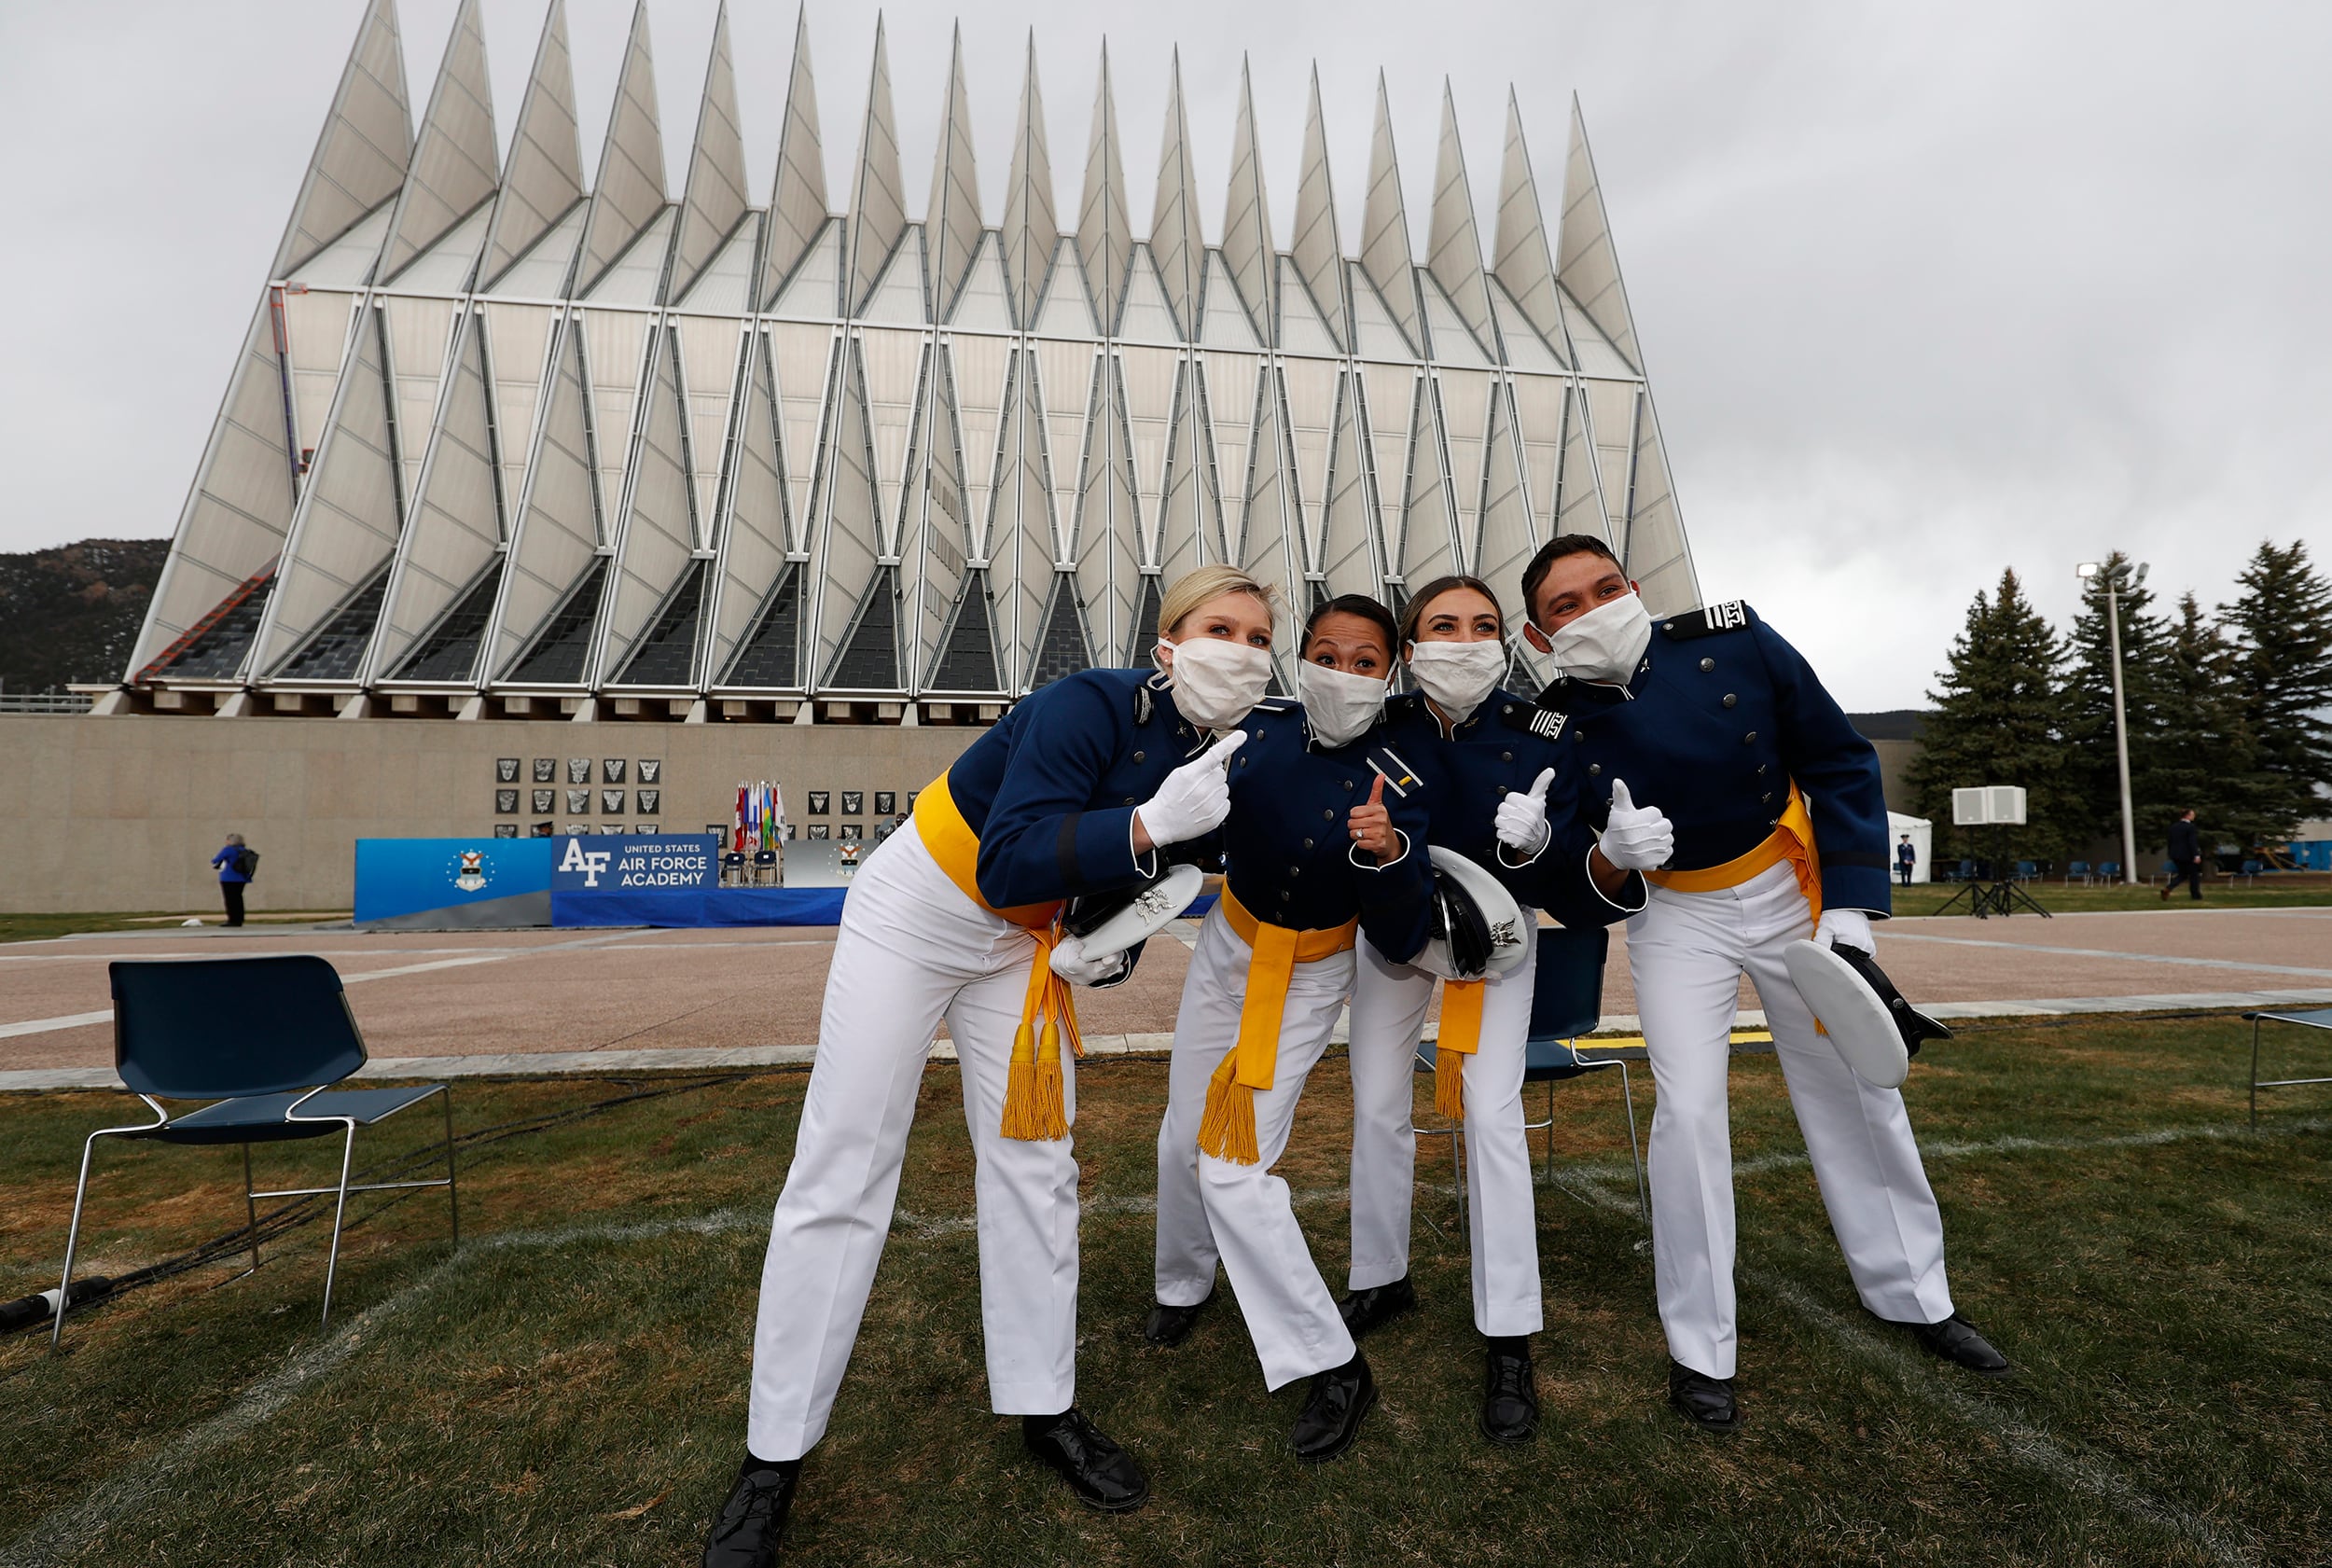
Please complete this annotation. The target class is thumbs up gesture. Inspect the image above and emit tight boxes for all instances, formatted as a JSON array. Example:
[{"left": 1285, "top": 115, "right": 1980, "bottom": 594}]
[
  {"left": 1348, "top": 770, "right": 1398, "bottom": 863},
  {"left": 1596, "top": 779, "right": 1675, "bottom": 871},
  {"left": 1494, "top": 767, "right": 1559, "bottom": 859}
]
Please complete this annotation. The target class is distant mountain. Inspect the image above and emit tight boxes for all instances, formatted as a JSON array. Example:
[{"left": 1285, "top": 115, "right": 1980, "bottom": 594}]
[
  {"left": 1849, "top": 710, "right": 1930, "bottom": 742},
  {"left": 0, "top": 539, "right": 168, "bottom": 692}
]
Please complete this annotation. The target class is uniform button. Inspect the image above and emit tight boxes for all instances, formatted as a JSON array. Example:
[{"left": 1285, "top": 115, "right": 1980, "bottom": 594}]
[
  {"left": 1762, "top": 792, "right": 1774, "bottom": 804},
  {"left": 1742, "top": 731, "right": 1757, "bottom": 744},
  {"left": 1132, "top": 750, "right": 1145, "bottom": 762},
  {"left": 1495, "top": 784, "right": 1508, "bottom": 797},
  {"left": 1589, "top": 763, "right": 1602, "bottom": 776},
  {"left": 1757, "top": 764, "right": 1769, "bottom": 775},
  {"left": 1573, "top": 731, "right": 1585, "bottom": 743},
  {"left": 1700, "top": 658, "right": 1714, "bottom": 673},
  {"left": 1124, "top": 797, "right": 1136, "bottom": 805},
  {"left": 1502, "top": 702, "right": 1516, "bottom": 715},
  {"left": 1342, "top": 779, "right": 1354, "bottom": 791},
  {"left": 1323, "top": 809, "right": 1335, "bottom": 820},
  {"left": 1769, "top": 818, "right": 1780, "bottom": 828},
  {"left": 1280, "top": 889, "right": 1292, "bottom": 902},
  {"left": 1288, "top": 866, "right": 1301, "bottom": 878},
  {"left": 1722, "top": 693, "right": 1737, "bottom": 708},
  {"left": 1238, "top": 757, "right": 1247, "bottom": 768},
  {"left": 1303, "top": 838, "right": 1314, "bottom": 850},
  {"left": 1501, "top": 750, "right": 1513, "bottom": 762}
]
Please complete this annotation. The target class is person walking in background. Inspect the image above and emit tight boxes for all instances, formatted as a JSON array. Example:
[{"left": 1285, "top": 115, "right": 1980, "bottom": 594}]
[
  {"left": 1897, "top": 834, "right": 1918, "bottom": 886},
  {"left": 2164, "top": 809, "right": 2206, "bottom": 900},
  {"left": 210, "top": 833, "right": 254, "bottom": 926}
]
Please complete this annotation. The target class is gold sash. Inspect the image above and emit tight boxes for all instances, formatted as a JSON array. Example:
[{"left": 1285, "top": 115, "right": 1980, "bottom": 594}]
[
  {"left": 1197, "top": 885, "right": 1359, "bottom": 1165},
  {"left": 1645, "top": 782, "right": 1823, "bottom": 925}
]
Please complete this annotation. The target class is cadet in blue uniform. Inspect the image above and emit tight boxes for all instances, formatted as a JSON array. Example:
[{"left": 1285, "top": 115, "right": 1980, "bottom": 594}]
[
  {"left": 1519, "top": 534, "right": 2008, "bottom": 1436},
  {"left": 704, "top": 568, "right": 1261, "bottom": 1565},
  {"left": 1337, "top": 575, "right": 1666, "bottom": 1446},
  {"left": 1149, "top": 591, "right": 1434, "bottom": 1463}
]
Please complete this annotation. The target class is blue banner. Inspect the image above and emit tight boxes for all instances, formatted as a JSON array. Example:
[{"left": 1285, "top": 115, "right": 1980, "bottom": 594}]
[
  {"left": 551, "top": 833, "right": 721, "bottom": 892},
  {"left": 354, "top": 838, "right": 554, "bottom": 927}
]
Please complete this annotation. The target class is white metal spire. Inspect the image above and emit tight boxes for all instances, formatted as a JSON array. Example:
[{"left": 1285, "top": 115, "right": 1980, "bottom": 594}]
[
  {"left": 846, "top": 17, "right": 908, "bottom": 318},
  {"left": 1001, "top": 35, "right": 1059, "bottom": 332},
  {"left": 670, "top": 4, "right": 751, "bottom": 303},
  {"left": 574, "top": 1, "right": 668, "bottom": 298},
  {"left": 1556, "top": 95, "right": 1641, "bottom": 373},
  {"left": 377, "top": 0, "right": 496, "bottom": 285},
  {"left": 760, "top": 7, "right": 830, "bottom": 310},
  {"left": 926, "top": 25, "right": 983, "bottom": 324},
  {"left": 479, "top": 0, "right": 584, "bottom": 292},
  {"left": 1288, "top": 67, "right": 1347, "bottom": 354},
  {"left": 1219, "top": 60, "right": 1274, "bottom": 348},
  {"left": 1150, "top": 53, "right": 1203, "bottom": 342},
  {"left": 273, "top": 0, "right": 412, "bottom": 280},
  {"left": 1358, "top": 73, "right": 1422, "bottom": 358},
  {"left": 1426, "top": 79, "right": 1497, "bottom": 363}
]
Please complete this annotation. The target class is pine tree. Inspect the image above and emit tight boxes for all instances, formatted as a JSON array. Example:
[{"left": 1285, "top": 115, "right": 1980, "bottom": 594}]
[
  {"left": 2220, "top": 539, "right": 2332, "bottom": 836},
  {"left": 2063, "top": 550, "right": 2177, "bottom": 860},
  {"left": 2156, "top": 592, "right": 2273, "bottom": 853},
  {"left": 1905, "top": 569, "right": 2080, "bottom": 863}
]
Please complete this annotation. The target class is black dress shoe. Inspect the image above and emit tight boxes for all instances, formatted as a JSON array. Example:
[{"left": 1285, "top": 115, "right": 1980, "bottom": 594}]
[
  {"left": 1337, "top": 1276, "right": 1417, "bottom": 1339},
  {"left": 1024, "top": 1408, "right": 1150, "bottom": 1512},
  {"left": 1479, "top": 1347, "right": 1539, "bottom": 1446},
  {"left": 1145, "top": 1290, "right": 1215, "bottom": 1347},
  {"left": 702, "top": 1464, "right": 797, "bottom": 1568},
  {"left": 1895, "top": 1311, "right": 2012, "bottom": 1376},
  {"left": 1668, "top": 1360, "right": 1739, "bottom": 1434},
  {"left": 1291, "top": 1353, "right": 1377, "bottom": 1462}
]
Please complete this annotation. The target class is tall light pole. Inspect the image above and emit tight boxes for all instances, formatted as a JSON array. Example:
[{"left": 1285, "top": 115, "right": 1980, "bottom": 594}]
[{"left": 2076, "top": 559, "right": 2147, "bottom": 886}]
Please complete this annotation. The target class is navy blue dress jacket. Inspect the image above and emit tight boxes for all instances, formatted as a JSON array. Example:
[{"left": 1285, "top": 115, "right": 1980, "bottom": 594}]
[
  {"left": 1534, "top": 602, "right": 1895, "bottom": 916},
  {"left": 1217, "top": 700, "right": 1433, "bottom": 964},
  {"left": 1375, "top": 688, "right": 1641, "bottom": 932},
  {"left": 956, "top": 669, "right": 1202, "bottom": 909}
]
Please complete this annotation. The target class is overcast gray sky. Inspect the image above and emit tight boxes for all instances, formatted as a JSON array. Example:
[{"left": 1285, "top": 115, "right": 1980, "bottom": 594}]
[{"left": 2, "top": 0, "right": 2326, "bottom": 709}]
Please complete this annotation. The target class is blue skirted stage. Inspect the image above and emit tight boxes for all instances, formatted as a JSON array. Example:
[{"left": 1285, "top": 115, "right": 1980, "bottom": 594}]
[{"left": 355, "top": 835, "right": 850, "bottom": 930}]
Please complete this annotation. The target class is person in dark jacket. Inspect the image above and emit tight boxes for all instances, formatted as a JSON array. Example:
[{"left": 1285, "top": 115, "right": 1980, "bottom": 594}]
[
  {"left": 1897, "top": 835, "right": 1919, "bottom": 886},
  {"left": 209, "top": 834, "right": 252, "bottom": 926},
  {"left": 2164, "top": 810, "right": 2205, "bottom": 900}
]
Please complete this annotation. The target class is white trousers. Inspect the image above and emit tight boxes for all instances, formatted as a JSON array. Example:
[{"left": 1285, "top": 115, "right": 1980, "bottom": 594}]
[
  {"left": 1628, "top": 860, "right": 1953, "bottom": 1380},
  {"left": 1154, "top": 905, "right": 1358, "bottom": 1390},
  {"left": 746, "top": 828, "right": 1079, "bottom": 1461},
  {"left": 1346, "top": 917, "right": 1545, "bottom": 1337}
]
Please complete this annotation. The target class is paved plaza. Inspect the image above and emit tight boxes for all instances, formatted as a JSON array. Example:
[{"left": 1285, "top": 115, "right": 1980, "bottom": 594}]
[{"left": 4, "top": 905, "right": 2328, "bottom": 1090}]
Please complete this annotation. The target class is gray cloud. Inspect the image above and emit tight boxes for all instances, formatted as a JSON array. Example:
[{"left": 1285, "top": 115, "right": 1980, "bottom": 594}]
[{"left": 1, "top": 0, "right": 2325, "bottom": 707}]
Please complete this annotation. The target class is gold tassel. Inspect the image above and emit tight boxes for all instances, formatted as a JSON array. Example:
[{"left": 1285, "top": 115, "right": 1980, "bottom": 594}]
[
  {"left": 1000, "top": 1021, "right": 1048, "bottom": 1141},
  {"left": 1197, "top": 1052, "right": 1259, "bottom": 1165},
  {"left": 1030, "top": 1019, "right": 1068, "bottom": 1141},
  {"left": 1435, "top": 1046, "right": 1465, "bottom": 1121}
]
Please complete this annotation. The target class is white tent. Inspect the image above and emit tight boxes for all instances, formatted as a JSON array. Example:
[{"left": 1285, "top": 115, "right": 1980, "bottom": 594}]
[{"left": 1888, "top": 812, "right": 1934, "bottom": 884}]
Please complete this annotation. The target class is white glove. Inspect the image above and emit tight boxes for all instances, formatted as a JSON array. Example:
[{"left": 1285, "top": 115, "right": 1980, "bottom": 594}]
[
  {"left": 1494, "top": 768, "right": 1557, "bottom": 859},
  {"left": 1134, "top": 730, "right": 1246, "bottom": 848},
  {"left": 1816, "top": 908, "right": 1873, "bottom": 954},
  {"left": 1048, "top": 934, "right": 1131, "bottom": 987},
  {"left": 1597, "top": 779, "right": 1674, "bottom": 871}
]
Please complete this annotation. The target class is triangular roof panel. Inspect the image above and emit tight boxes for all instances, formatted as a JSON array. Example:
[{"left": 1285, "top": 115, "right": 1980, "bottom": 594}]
[
  {"left": 760, "top": 8, "right": 830, "bottom": 309},
  {"left": 771, "top": 219, "right": 842, "bottom": 319},
  {"left": 1002, "top": 35, "right": 1059, "bottom": 332},
  {"left": 1424, "top": 81, "right": 1498, "bottom": 363},
  {"left": 1150, "top": 53, "right": 1203, "bottom": 341},
  {"left": 925, "top": 26, "right": 984, "bottom": 324},
  {"left": 378, "top": 0, "right": 496, "bottom": 285},
  {"left": 670, "top": 5, "right": 751, "bottom": 302},
  {"left": 846, "top": 18, "right": 909, "bottom": 318},
  {"left": 1117, "top": 248, "right": 1182, "bottom": 345},
  {"left": 1288, "top": 67, "right": 1346, "bottom": 354},
  {"left": 390, "top": 201, "right": 491, "bottom": 293},
  {"left": 1219, "top": 62, "right": 1274, "bottom": 348},
  {"left": 479, "top": 0, "right": 583, "bottom": 292},
  {"left": 1556, "top": 96, "right": 1642, "bottom": 373},
  {"left": 1076, "top": 46, "right": 1131, "bottom": 336},
  {"left": 273, "top": 0, "right": 411, "bottom": 279},
  {"left": 1492, "top": 90, "right": 1565, "bottom": 356},
  {"left": 574, "top": 2, "right": 667, "bottom": 298},
  {"left": 1357, "top": 74, "right": 1422, "bottom": 359},
  {"left": 946, "top": 230, "right": 1013, "bottom": 330},
  {"left": 485, "top": 201, "right": 583, "bottom": 299}
]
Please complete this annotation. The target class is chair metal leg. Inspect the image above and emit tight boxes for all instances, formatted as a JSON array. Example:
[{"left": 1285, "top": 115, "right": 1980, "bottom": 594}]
[
  {"left": 441, "top": 1086, "right": 459, "bottom": 1249},
  {"left": 243, "top": 1143, "right": 260, "bottom": 1274},
  {"left": 319, "top": 1120, "right": 357, "bottom": 1329},
  {"left": 2250, "top": 1019, "right": 2262, "bottom": 1131},
  {"left": 51, "top": 1131, "right": 105, "bottom": 1350},
  {"left": 1616, "top": 1062, "right": 1649, "bottom": 1223}
]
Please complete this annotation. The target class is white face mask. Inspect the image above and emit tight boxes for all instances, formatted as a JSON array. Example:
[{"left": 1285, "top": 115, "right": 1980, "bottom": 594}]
[
  {"left": 1536, "top": 590, "right": 1653, "bottom": 683},
  {"left": 1297, "top": 660, "right": 1388, "bottom": 748},
  {"left": 1158, "top": 636, "right": 1274, "bottom": 731},
  {"left": 1405, "top": 638, "right": 1506, "bottom": 721}
]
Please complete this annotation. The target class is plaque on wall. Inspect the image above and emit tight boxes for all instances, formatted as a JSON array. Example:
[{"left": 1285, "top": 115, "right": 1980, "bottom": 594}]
[
  {"left": 496, "top": 758, "right": 520, "bottom": 784},
  {"left": 840, "top": 791, "right": 864, "bottom": 816},
  {"left": 874, "top": 791, "right": 896, "bottom": 815},
  {"left": 840, "top": 823, "right": 864, "bottom": 840},
  {"left": 532, "top": 821, "right": 555, "bottom": 837},
  {"left": 566, "top": 788, "right": 590, "bottom": 814},
  {"left": 495, "top": 789, "right": 519, "bottom": 814},
  {"left": 636, "top": 823, "right": 658, "bottom": 833},
  {"left": 603, "top": 758, "right": 627, "bottom": 784},
  {"left": 567, "top": 757, "right": 591, "bottom": 784},
  {"left": 534, "top": 758, "right": 557, "bottom": 783},
  {"left": 807, "top": 791, "right": 830, "bottom": 815},
  {"left": 807, "top": 824, "right": 831, "bottom": 840},
  {"left": 601, "top": 824, "right": 623, "bottom": 835},
  {"left": 637, "top": 789, "right": 660, "bottom": 813},
  {"left": 534, "top": 789, "right": 556, "bottom": 814},
  {"left": 638, "top": 759, "right": 662, "bottom": 784},
  {"left": 493, "top": 823, "right": 519, "bottom": 839},
  {"left": 562, "top": 822, "right": 590, "bottom": 835},
  {"left": 601, "top": 788, "right": 625, "bottom": 814}
]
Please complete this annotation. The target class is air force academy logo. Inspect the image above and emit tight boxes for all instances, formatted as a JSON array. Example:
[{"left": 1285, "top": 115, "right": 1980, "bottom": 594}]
[
  {"left": 559, "top": 837, "right": 614, "bottom": 887},
  {"left": 452, "top": 849, "right": 492, "bottom": 894}
]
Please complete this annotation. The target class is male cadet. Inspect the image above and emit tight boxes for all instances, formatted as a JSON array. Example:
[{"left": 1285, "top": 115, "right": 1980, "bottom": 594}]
[
  {"left": 1518, "top": 534, "right": 2007, "bottom": 1432},
  {"left": 1897, "top": 834, "right": 1919, "bottom": 886}
]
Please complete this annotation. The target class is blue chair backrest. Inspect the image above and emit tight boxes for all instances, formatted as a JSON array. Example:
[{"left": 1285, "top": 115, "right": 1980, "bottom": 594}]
[
  {"left": 2242, "top": 859, "right": 2261, "bottom": 874},
  {"left": 2069, "top": 861, "right": 2089, "bottom": 875},
  {"left": 2161, "top": 860, "right": 2177, "bottom": 876},
  {"left": 2102, "top": 861, "right": 2120, "bottom": 878},
  {"left": 109, "top": 956, "right": 365, "bottom": 1100},
  {"left": 1527, "top": 927, "right": 1608, "bottom": 1043},
  {"left": 2016, "top": 860, "right": 2035, "bottom": 877}
]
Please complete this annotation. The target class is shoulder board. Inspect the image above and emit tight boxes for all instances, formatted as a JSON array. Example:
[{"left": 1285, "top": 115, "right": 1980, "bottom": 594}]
[
  {"left": 1498, "top": 701, "right": 1567, "bottom": 741},
  {"left": 1132, "top": 682, "right": 1155, "bottom": 725},
  {"left": 1659, "top": 601, "right": 1752, "bottom": 641},
  {"left": 1251, "top": 696, "right": 1297, "bottom": 715}
]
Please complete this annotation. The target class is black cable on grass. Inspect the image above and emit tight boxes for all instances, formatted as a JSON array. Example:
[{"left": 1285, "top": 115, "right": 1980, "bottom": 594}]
[{"left": 4, "top": 1070, "right": 776, "bottom": 1340}]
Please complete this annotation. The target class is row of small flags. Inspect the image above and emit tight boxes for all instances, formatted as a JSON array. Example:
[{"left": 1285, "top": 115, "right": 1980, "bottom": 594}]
[{"left": 733, "top": 781, "right": 787, "bottom": 853}]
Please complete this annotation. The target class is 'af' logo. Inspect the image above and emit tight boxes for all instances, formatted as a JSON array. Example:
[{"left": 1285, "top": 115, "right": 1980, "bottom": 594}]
[{"left": 559, "top": 837, "right": 613, "bottom": 887}]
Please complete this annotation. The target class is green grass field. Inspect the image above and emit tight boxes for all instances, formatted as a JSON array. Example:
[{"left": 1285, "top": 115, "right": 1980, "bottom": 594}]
[
  {"left": 0, "top": 912, "right": 356, "bottom": 945},
  {"left": 5, "top": 1015, "right": 2330, "bottom": 1566},
  {"left": 1887, "top": 876, "right": 2332, "bottom": 917}
]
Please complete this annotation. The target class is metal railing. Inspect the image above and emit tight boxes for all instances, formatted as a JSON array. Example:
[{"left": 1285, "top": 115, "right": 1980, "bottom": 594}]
[{"left": 0, "top": 693, "right": 96, "bottom": 714}]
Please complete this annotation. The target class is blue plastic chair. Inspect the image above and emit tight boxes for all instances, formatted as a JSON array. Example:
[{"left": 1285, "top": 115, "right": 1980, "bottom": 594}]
[
  {"left": 2014, "top": 860, "right": 2037, "bottom": 883},
  {"left": 2066, "top": 860, "right": 2091, "bottom": 886},
  {"left": 2100, "top": 860, "right": 2122, "bottom": 882},
  {"left": 54, "top": 956, "right": 455, "bottom": 1344},
  {"left": 1414, "top": 926, "right": 1647, "bottom": 1234},
  {"left": 2237, "top": 859, "right": 2261, "bottom": 887}
]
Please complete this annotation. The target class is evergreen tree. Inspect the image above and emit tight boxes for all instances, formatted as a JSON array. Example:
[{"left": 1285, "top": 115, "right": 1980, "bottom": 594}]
[
  {"left": 2220, "top": 539, "right": 2332, "bottom": 836},
  {"left": 2157, "top": 592, "right": 2274, "bottom": 853},
  {"left": 1905, "top": 569, "right": 2080, "bottom": 863},
  {"left": 2063, "top": 550, "right": 2177, "bottom": 858}
]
